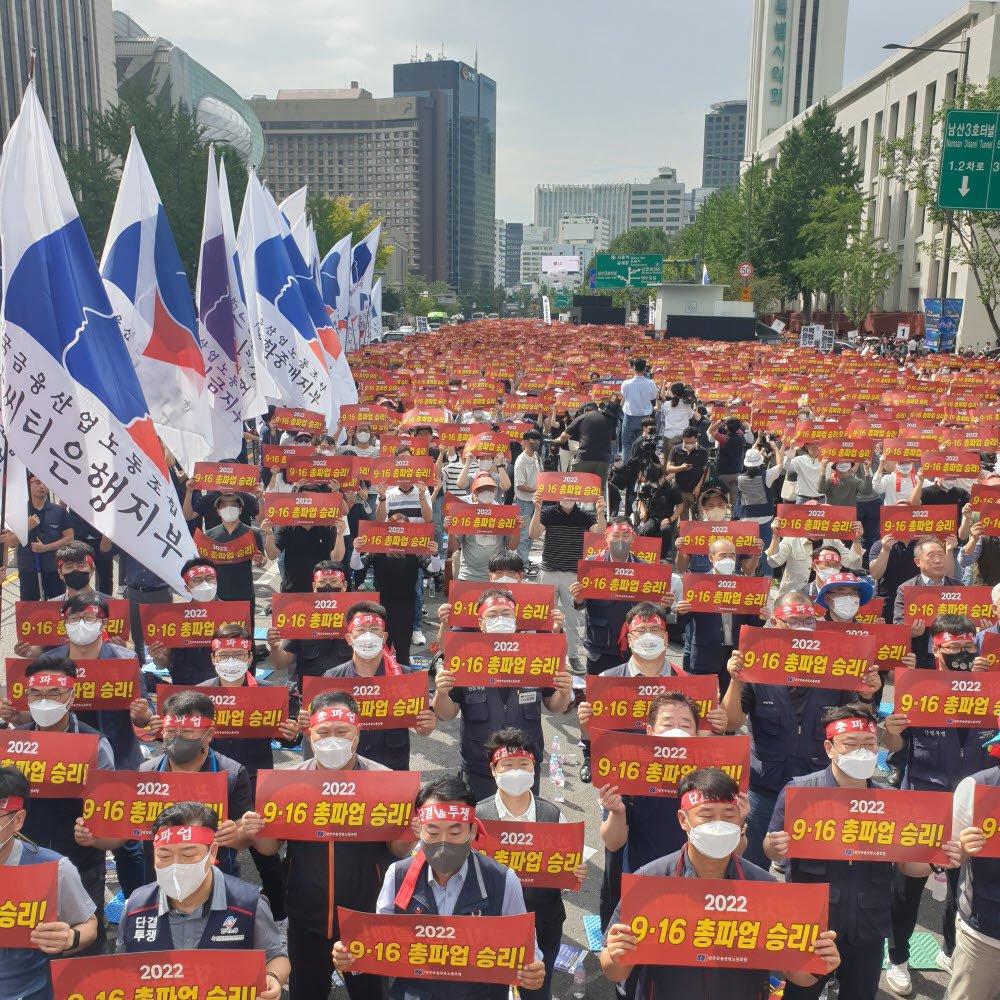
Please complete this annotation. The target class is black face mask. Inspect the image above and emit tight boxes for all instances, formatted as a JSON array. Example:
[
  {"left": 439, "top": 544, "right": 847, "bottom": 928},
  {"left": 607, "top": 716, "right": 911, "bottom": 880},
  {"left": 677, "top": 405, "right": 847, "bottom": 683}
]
[
  {"left": 943, "top": 651, "right": 976, "bottom": 672},
  {"left": 316, "top": 586, "right": 341, "bottom": 593},
  {"left": 62, "top": 570, "right": 91, "bottom": 591}
]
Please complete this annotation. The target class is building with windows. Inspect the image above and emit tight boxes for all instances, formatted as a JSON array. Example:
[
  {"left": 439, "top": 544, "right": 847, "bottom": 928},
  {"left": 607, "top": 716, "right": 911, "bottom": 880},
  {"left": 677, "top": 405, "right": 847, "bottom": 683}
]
[
  {"left": 703, "top": 100, "right": 747, "bottom": 187},
  {"left": 746, "top": 0, "right": 848, "bottom": 155},
  {"left": 504, "top": 222, "right": 524, "bottom": 288},
  {"left": 628, "top": 167, "right": 688, "bottom": 234},
  {"left": 0, "top": 0, "right": 117, "bottom": 151},
  {"left": 519, "top": 224, "right": 553, "bottom": 287},
  {"left": 534, "top": 182, "right": 631, "bottom": 239},
  {"left": 394, "top": 56, "right": 497, "bottom": 290},
  {"left": 494, "top": 218, "right": 506, "bottom": 287},
  {"left": 753, "top": 1, "right": 1000, "bottom": 349},
  {"left": 113, "top": 11, "right": 263, "bottom": 166},
  {"left": 250, "top": 86, "right": 445, "bottom": 283}
]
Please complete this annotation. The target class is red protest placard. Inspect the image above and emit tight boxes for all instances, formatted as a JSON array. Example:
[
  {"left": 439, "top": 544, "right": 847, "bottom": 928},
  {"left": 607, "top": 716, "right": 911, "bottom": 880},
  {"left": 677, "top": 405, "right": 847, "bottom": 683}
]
[
  {"left": 337, "top": 908, "right": 534, "bottom": 986},
  {"left": 982, "top": 632, "right": 1000, "bottom": 671},
  {"left": 368, "top": 456, "right": 437, "bottom": 485},
  {"left": 920, "top": 450, "right": 982, "bottom": 478},
  {"left": 80, "top": 770, "right": 228, "bottom": 839},
  {"left": 140, "top": 601, "right": 251, "bottom": 648},
  {"left": 847, "top": 418, "right": 899, "bottom": 439},
  {"left": 971, "top": 485, "right": 1000, "bottom": 536},
  {"left": 814, "top": 621, "right": 912, "bottom": 671},
  {"left": 253, "top": 767, "right": 419, "bottom": 840},
  {"left": 775, "top": 504, "right": 857, "bottom": 540},
  {"left": 285, "top": 455, "right": 357, "bottom": 484},
  {"left": 819, "top": 439, "right": 874, "bottom": 463},
  {"left": 15, "top": 598, "right": 131, "bottom": 646},
  {"left": 575, "top": 559, "right": 673, "bottom": 602},
  {"left": 271, "top": 406, "right": 327, "bottom": 433},
  {"left": 438, "top": 422, "right": 492, "bottom": 448},
  {"left": 477, "top": 820, "right": 585, "bottom": 890},
  {"left": 676, "top": 521, "right": 760, "bottom": 555},
  {"left": 901, "top": 585, "right": 995, "bottom": 627},
  {"left": 585, "top": 673, "right": 719, "bottom": 732},
  {"left": 590, "top": 732, "right": 750, "bottom": 795},
  {"left": 156, "top": 685, "right": 287, "bottom": 739},
  {"left": 737, "top": 625, "right": 871, "bottom": 691},
  {"left": 189, "top": 462, "right": 260, "bottom": 492},
  {"left": 379, "top": 434, "right": 430, "bottom": 457},
  {"left": 5, "top": 657, "right": 140, "bottom": 711},
  {"left": 972, "top": 784, "right": 1000, "bottom": 858},
  {"left": 301, "top": 672, "right": 428, "bottom": 730},
  {"left": 895, "top": 668, "right": 1000, "bottom": 727},
  {"left": 448, "top": 582, "right": 555, "bottom": 631},
  {"left": 444, "top": 500, "right": 520, "bottom": 536},
  {"left": 464, "top": 431, "right": 511, "bottom": 458},
  {"left": 271, "top": 591, "right": 379, "bottom": 639},
  {"left": 583, "top": 531, "right": 660, "bottom": 563},
  {"left": 882, "top": 438, "right": 925, "bottom": 461},
  {"left": 0, "top": 729, "right": 98, "bottom": 798},
  {"left": 50, "top": 950, "right": 266, "bottom": 1000},
  {"left": 262, "top": 443, "right": 312, "bottom": 468},
  {"left": 784, "top": 786, "right": 950, "bottom": 864},
  {"left": 854, "top": 597, "right": 886, "bottom": 624},
  {"left": 354, "top": 520, "right": 435, "bottom": 554},
  {"left": 535, "top": 471, "right": 602, "bottom": 501},
  {"left": 338, "top": 404, "right": 395, "bottom": 430},
  {"left": 620, "top": 873, "right": 828, "bottom": 974},
  {"left": 681, "top": 574, "right": 769, "bottom": 614},
  {"left": 262, "top": 492, "right": 346, "bottom": 525},
  {"left": 442, "top": 632, "right": 566, "bottom": 687},
  {"left": 0, "top": 862, "right": 57, "bottom": 948},
  {"left": 193, "top": 528, "right": 258, "bottom": 563},
  {"left": 879, "top": 506, "right": 957, "bottom": 541}
]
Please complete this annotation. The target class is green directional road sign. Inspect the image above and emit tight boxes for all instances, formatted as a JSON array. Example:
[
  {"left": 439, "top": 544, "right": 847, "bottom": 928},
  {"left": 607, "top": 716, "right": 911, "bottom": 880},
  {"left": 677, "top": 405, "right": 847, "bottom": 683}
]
[
  {"left": 937, "top": 109, "right": 1000, "bottom": 211},
  {"left": 591, "top": 254, "right": 663, "bottom": 288}
]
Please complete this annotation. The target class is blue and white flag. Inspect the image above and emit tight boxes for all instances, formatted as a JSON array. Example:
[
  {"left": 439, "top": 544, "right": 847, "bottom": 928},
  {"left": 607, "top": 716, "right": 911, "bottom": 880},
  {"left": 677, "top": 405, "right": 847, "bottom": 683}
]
[
  {"left": 367, "top": 278, "right": 383, "bottom": 344},
  {"left": 100, "top": 129, "right": 212, "bottom": 473},
  {"left": 320, "top": 232, "right": 351, "bottom": 348},
  {"left": 0, "top": 84, "right": 196, "bottom": 592},
  {"left": 349, "top": 223, "right": 381, "bottom": 351},
  {"left": 702, "top": 265, "right": 711, "bottom": 285}
]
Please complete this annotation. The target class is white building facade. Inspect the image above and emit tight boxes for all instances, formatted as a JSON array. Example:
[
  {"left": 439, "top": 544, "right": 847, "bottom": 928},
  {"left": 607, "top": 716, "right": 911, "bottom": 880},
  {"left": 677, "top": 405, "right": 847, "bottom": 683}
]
[
  {"left": 494, "top": 219, "right": 507, "bottom": 287},
  {"left": 627, "top": 167, "right": 688, "bottom": 234},
  {"left": 534, "top": 183, "right": 631, "bottom": 239}
]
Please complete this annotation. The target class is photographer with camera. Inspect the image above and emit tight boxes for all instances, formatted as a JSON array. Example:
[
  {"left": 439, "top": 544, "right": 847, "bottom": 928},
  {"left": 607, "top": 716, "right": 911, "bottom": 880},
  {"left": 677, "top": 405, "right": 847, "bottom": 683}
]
[{"left": 635, "top": 463, "right": 684, "bottom": 559}]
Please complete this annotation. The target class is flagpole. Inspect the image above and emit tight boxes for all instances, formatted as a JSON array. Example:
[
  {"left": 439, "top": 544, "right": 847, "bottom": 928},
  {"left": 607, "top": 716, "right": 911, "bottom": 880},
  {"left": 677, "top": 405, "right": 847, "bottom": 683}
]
[{"left": 0, "top": 439, "right": 8, "bottom": 641}]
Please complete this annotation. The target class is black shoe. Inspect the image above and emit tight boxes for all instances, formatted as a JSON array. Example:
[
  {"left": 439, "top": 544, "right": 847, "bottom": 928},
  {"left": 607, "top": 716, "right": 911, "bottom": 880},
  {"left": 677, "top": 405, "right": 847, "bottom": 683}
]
[{"left": 580, "top": 761, "right": 592, "bottom": 784}]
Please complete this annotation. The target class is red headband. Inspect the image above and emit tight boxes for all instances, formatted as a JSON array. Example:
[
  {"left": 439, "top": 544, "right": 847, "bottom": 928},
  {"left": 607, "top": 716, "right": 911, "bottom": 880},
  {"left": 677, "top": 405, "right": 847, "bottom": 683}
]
[
  {"left": 605, "top": 522, "right": 635, "bottom": 536},
  {"left": 210, "top": 637, "right": 251, "bottom": 652},
  {"left": 629, "top": 613, "right": 666, "bottom": 632},
  {"left": 153, "top": 825, "right": 216, "bottom": 849},
  {"left": 57, "top": 555, "right": 94, "bottom": 568},
  {"left": 0, "top": 797, "right": 24, "bottom": 811},
  {"left": 310, "top": 707, "right": 359, "bottom": 728},
  {"left": 26, "top": 673, "right": 74, "bottom": 689},
  {"left": 774, "top": 604, "right": 815, "bottom": 620},
  {"left": 814, "top": 551, "right": 841, "bottom": 565},
  {"left": 314, "top": 569, "right": 346, "bottom": 583},
  {"left": 934, "top": 631, "right": 976, "bottom": 648},
  {"left": 68, "top": 603, "right": 106, "bottom": 619},
  {"left": 162, "top": 715, "right": 213, "bottom": 730},
  {"left": 416, "top": 803, "right": 476, "bottom": 825},
  {"left": 183, "top": 565, "right": 215, "bottom": 581},
  {"left": 490, "top": 746, "right": 534, "bottom": 767},
  {"left": 347, "top": 613, "right": 385, "bottom": 634},
  {"left": 479, "top": 595, "right": 516, "bottom": 617},
  {"left": 825, "top": 718, "right": 877, "bottom": 739},
  {"left": 680, "top": 790, "right": 739, "bottom": 811}
]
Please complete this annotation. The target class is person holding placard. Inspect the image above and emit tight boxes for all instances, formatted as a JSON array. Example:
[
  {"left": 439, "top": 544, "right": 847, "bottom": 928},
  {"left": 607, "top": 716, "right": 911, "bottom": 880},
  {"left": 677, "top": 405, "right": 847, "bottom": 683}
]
[{"left": 450, "top": 472, "right": 521, "bottom": 582}]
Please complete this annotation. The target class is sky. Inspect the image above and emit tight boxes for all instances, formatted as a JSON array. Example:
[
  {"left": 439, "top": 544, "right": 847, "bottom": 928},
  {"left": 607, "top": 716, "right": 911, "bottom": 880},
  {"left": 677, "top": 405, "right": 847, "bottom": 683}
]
[{"left": 125, "top": 0, "right": 958, "bottom": 222}]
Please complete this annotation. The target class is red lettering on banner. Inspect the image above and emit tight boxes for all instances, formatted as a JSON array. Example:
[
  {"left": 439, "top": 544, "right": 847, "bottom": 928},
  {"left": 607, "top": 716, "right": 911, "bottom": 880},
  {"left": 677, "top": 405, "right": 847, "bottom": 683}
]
[
  {"left": 354, "top": 521, "right": 435, "bottom": 554},
  {"left": 156, "top": 685, "right": 287, "bottom": 739},
  {"left": 676, "top": 521, "right": 760, "bottom": 555},
  {"left": 444, "top": 500, "right": 521, "bottom": 536},
  {"left": 901, "top": 585, "right": 995, "bottom": 627},
  {"left": 0, "top": 862, "right": 56, "bottom": 947},
  {"left": 894, "top": 668, "right": 1000, "bottom": 726},
  {"left": 272, "top": 591, "right": 379, "bottom": 639},
  {"left": 585, "top": 674, "right": 719, "bottom": 732},
  {"left": 681, "top": 574, "right": 769, "bottom": 613},
  {"left": 262, "top": 492, "right": 346, "bottom": 525},
  {"left": 477, "top": 820, "right": 585, "bottom": 890},
  {"left": 737, "top": 625, "right": 872, "bottom": 691},
  {"left": 140, "top": 601, "right": 251, "bottom": 648},
  {"left": 448, "top": 582, "right": 555, "bottom": 631},
  {"left": 301, "top": 672, "right": 429, "bottom": 730},
  {"left": 253, "top": 768, "right": 419, "bottom": 840},
  {"left": 188, "top": 461, "right": 260, "bottom": 492},
  {"left": 337, "top": 908, "right": 534, "bottom": 985},
  {"left": 15, "top": 598, "right": 131, "bottom": 646},
  {"left": 80, "top": 770, "right": 228, "bottom": 839},
  {"left": 775, "top": 504, "right": 857, "bottom": 540},
  {"left": 6, "top": 657, "right": 140, "bottom": 711},
  {"left": 535, "top": 472, "right": 602, "bottom": 500},
  {"left": 443, "top": 631, "right": 566, "bottom": 687},
  {"left": 0, "top": 729, "right": 98, "bottom": 797},
  {"left": 620, "top": 873, "right": 828, "bottom": 973},
  {"left": 784, "top": 787, "right": 950, "bottom": 864},
  {"left": 575, "top": 560, "right": 673, "bottom": 602}
]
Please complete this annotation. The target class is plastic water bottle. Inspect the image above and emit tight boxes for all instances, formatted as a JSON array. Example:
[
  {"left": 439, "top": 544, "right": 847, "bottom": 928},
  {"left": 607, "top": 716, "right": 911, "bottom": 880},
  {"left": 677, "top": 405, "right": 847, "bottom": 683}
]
[
  {"left": 551, "top": 735, "right": 562, "bottom": 758},
  {"left": 573, "top": 960, "right": 586, "bottom": 998},
  {"left": 930, "top": 870, "right": 948, "bottom": 901},
  {"left": 549, "top": 753, "right": 559, "bottom": 780},
  {"left": 553, "top": 766, "right": 565, "bottom": 802}
]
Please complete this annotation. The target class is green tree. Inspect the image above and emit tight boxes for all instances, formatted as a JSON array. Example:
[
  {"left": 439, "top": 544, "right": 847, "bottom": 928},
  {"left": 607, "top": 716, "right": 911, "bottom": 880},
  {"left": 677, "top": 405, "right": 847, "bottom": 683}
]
[
  {"left": 880, "top": 77, "right": 1000, "bottom": 344},
  {"left": 793, "top": 185, "right": 865, "bottom": 309},
  {"left": 61, "top": 79, "right": 248, "bottom": 279},
  {"left": 381, "top": 288, "right": 402, "bottom": 314},
  {"left": 836, "top": 231, "right": 898, "bottom": 329},
  {"left": 306, "top": 191, "right": 393, "bottom": 273}
]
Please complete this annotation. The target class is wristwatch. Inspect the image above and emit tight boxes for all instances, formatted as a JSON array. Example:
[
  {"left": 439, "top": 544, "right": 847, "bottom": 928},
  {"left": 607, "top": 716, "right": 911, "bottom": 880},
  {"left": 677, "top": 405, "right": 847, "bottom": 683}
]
[{"left": 65, "top": 927, "right": 80, "bottom": 952}]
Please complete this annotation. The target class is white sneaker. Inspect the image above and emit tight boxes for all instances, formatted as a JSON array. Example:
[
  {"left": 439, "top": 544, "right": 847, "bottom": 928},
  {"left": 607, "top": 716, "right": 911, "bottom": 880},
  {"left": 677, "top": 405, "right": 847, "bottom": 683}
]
[
  {"left": 935, "top": 949, "right": 953, "bottom": 974},
  {"left": 412, "top": 630, "right": 427, "bottom": 646},
  {"left": 885, "top": 962, "right": 912, "bottom": 996}
]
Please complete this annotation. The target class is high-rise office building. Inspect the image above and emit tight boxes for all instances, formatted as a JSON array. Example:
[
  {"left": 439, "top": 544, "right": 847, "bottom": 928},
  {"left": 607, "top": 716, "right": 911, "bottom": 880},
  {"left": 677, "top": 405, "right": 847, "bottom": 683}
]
[
  {"left": 494, "top": 218, "right": 506, "bottom": 287},
  {"left": 394, "top": 57, "right": 497, "bottom": 291},
  {"left": 250, "top": 86, "right": 446, "bottom": 282},
  {"left": 504, "top": 222, "right": 524, "bottom": 288},
  {"left": 0, "top": 0, "right": 117, "bottom": 150},
  {"left": 746, "top": 0, "right": 848, "bottom": 155},
  {"left": 534, "top": 183, "right": 631, "bottom": 239},
  {"left": 627, "top": 167, "right": 687, "bottom": 235},
  {"left": 703, "top": 100, "right": 747, "bottom": 187}
]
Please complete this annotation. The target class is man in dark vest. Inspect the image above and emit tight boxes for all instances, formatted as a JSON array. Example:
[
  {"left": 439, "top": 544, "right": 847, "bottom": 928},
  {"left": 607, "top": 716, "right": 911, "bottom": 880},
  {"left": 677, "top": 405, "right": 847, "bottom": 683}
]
[
  {"left": 116, "top": 800, "right": 288, "bottom": 1000},
  {"left": 333, "top": 774, "right": 547, "bottom": 999}
]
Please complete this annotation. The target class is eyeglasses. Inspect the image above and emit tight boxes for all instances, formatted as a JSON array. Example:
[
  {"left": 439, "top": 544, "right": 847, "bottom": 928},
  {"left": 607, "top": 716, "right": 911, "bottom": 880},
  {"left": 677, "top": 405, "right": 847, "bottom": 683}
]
[
  {"left": 26, "top": 687, "right": 74, "bottom": 702},
  {"left": 629, "top": 625, "right": 666, "bottom": 636},
  {"left": 64, "top": 613, "right": 103, "bottom": 625}
]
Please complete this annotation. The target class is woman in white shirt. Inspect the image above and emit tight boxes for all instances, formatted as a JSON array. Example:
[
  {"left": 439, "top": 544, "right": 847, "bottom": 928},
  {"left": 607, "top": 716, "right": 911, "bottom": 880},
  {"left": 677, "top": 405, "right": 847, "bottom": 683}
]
[
  {"left": 872, "top": 458, "right": 920, "bottom": 505},
  {"left": 659, "top": 381, "right": 695, "bottom": 448},
  {"left": 343, "top": 422, "right": 380, "bottom": 459}
]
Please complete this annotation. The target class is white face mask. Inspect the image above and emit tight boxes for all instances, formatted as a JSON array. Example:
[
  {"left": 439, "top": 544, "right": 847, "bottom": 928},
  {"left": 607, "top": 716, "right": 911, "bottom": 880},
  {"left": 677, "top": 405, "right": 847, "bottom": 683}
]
[
  {"left": 834, "top": 462, "right": 852, "bottom": 473},
  {"left": 475, "top": 492, "right": 496, "bottom": 504},
  {"left": 897, "top": 464, "right": 912, "bottom": 475},
  {"left": 0, "top": 812, "right": 18, "bottom": 852},
  {"left": 351, "top": 632, "right": 384, "bottom": 659},
  {"left": 816, "top": 566, "right": 840, "bottom": 581},
  {"left": 28, "top": 697, "right": 69, "bottom": 727},
  {"left": 631, "top": 633, "right": 666, "bottom": 659},
  {"left": 478, "top": 458, "right": 493, "bottom": 471},
  {"left": 834, "top": 747, "right": 878, "bottom": 780},
  {"left": 713, "top": 557, "right": 737, "bottom": 575},
  {"left": 218, "top": 506, "right": 240, "bottom": 524},
  {"left": 156, "top": 854, "right": 211, "bottom": 902},
  {"left": 495, "top": 769, "right": 534, "bottom": 795},
  {"left": 190, "top": 581, "right": 217, "bottom": 603},
  {"left": 483, "top": 615, "right": 517, "bottom": 634},
  {"left": 687, "top": 820, "right": 742, "bottom": 859},
  {"left": 939, "top": 478, "right": 957, "bottom": 490},
  {"left": 355, "top": 431, "right": 371, "bottom": 444},
  {"left": 318, "top": 448, "right": 337, "bottom": 457},
  {"left": 66, "top": 619, "right": 103, "bottom": 646},
  {"left": 313, "top": 735, "right": 355, "bottom": 769},
  {"left": 704, "top": 507, "right": 727, "bottom": 522},
  {"left": 215, "top": 657, "right": 249, "bottom": 683},
  {"left": 830, "top": 595, "right": 860, "bottom": 620},
  {"left": 492, "top": 575, "right": 519, "bottom": 584},
  {"left": 655, "top": 728, "right": 692, "bottom": 739}
]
